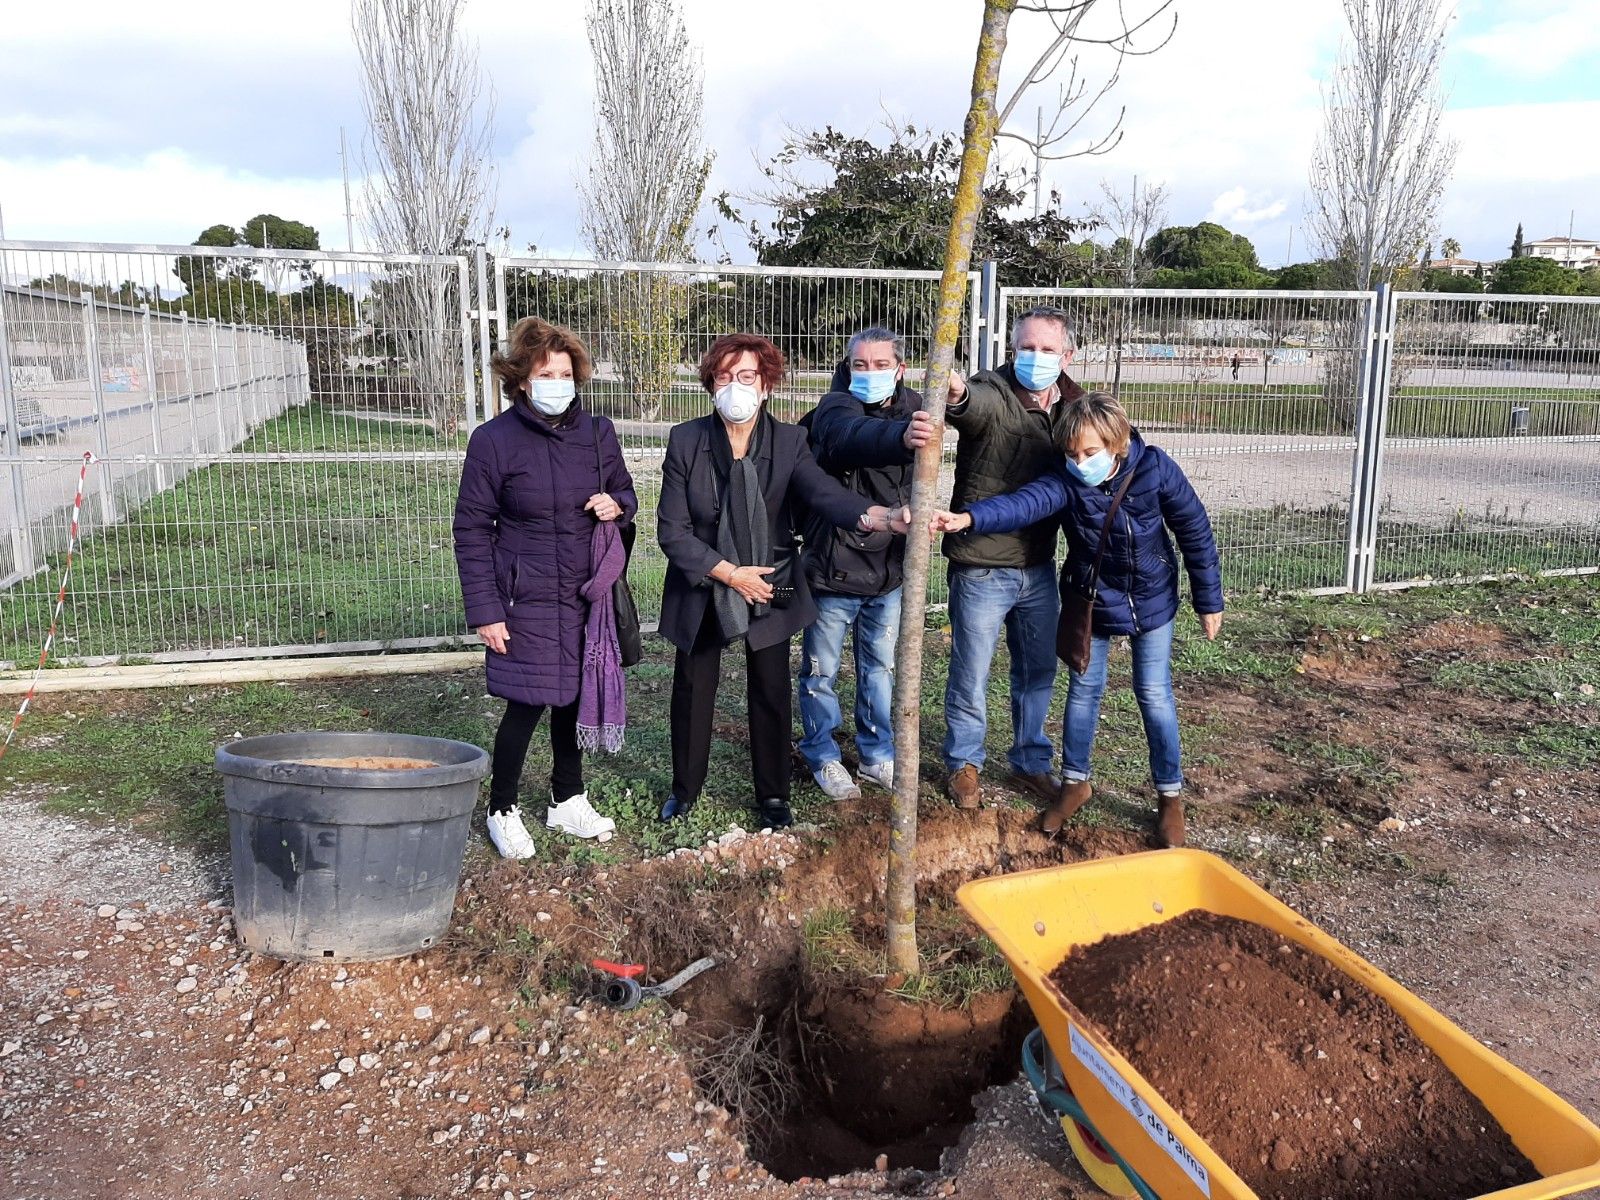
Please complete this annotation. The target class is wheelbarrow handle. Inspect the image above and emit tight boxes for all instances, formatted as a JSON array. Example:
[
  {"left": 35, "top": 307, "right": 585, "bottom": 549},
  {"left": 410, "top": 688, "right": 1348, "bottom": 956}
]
[{"left": 1022, "top": 1028, "right": 1162, "bottom": 1200}]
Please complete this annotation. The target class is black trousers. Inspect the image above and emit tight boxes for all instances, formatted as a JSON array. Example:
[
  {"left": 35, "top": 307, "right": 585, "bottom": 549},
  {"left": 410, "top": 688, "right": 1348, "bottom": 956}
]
[
  {"left": 671, "top": 607, "right": 792, "bottom": 804},
  {"left": 489, "top": 699, "right": 582, "bottom": 814}
]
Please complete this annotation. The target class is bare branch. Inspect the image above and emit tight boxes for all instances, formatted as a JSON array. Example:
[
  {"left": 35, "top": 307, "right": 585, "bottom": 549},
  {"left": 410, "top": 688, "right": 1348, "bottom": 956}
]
[{"left": 353, "top": 0, "right": 497, "bottom": 437}]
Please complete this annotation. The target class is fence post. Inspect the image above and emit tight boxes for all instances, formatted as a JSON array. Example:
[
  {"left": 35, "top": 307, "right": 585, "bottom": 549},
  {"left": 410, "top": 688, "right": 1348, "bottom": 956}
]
[
  {"left": 82, "top": 296, "right": 117, "bottom": 524},
  {"left": 492, "top": 254, "right": 510, "bottom": 420},
  {"left": 474, "top": 245, "right": 495, "bottom": 425},
  {"left": 140, "top": 305, "right": 167, "bottom": 491},
  {"left": 207, "top": 319, "right": 228, "bottom": 449},
  {"left": 0, "top": 290, "right": 35, "bottom": 580},
  {"left": 977, "top": 260, "right": 1000, "bottom": 372},
  {"left": 1345, "top": 284, "right": 1396, "bottom": 593},
  {"left": 457, "top": 257, "right": 477, "bottom": 434}
]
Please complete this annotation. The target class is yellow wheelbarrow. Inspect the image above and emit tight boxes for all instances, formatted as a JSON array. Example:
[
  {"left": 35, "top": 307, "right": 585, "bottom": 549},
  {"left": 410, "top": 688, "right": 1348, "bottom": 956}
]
[{"left": 957, "top": 849, "right": 1600, "bottom": 1200}]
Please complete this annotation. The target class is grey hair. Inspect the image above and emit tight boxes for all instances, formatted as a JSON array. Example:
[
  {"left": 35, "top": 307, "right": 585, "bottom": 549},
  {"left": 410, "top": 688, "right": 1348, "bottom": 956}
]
[
  {"left": 846, "top": 326, "right": 905, "bottom": 363},
  {"left": 1010, "top": 305, "right": 1078, "bottom": 352}
]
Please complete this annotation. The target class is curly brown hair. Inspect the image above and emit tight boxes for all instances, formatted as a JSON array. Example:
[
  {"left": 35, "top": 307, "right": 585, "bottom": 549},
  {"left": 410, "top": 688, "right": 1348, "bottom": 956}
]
[
  {"left": 490, "top": 317, "right": 593, "bottom": 400},
  {"left": 697, "top": 334, "right": 786, "bottom": 395}
]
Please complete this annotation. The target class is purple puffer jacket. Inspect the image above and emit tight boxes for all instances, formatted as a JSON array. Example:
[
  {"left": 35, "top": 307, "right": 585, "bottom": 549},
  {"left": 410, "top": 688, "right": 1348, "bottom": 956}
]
[{"left": 452, "top": 400, "right": 637, "bottom": 706}]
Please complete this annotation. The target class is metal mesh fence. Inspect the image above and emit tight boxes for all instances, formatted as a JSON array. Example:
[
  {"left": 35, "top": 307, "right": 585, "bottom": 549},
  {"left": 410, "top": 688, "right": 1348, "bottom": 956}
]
[
  {"left": 0, "top": 242, "right": 474, "bottom": 664},
  {"left": 3, "top": 240, "right": 1598, "bottom": 670},
  {"left": 495, "top": 259, "right": 980, "bottom": 613},
  {"left": 1369, "top": 293, "right": 1600, "bottom": 586},
  {"left": 999, "top": 287, "right": 1379, "bottom": 593}
]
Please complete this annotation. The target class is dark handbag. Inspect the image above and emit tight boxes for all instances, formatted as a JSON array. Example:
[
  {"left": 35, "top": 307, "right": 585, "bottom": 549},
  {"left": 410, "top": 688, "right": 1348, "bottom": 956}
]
[
  {"left": 1056, "top": 470, "right": 1136, "bottom": 674},
  {"left": 593, "top": 423, "right": 643, "bottom": 667}
]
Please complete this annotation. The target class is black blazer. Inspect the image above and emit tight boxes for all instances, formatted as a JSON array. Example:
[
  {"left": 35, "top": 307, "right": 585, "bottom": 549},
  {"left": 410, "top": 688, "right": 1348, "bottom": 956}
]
[{"left": 656, "top": 414, "right": 870, "bottom": 652}]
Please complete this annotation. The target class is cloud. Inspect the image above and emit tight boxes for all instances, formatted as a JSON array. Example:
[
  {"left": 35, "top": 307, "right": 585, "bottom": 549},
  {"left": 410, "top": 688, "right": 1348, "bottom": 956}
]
[
  {"left": 0, "top": 150, "right": 350, "bottom": 249},
  {"left": 1206, "top": 188, "right": 1290, "bottom": 227},
  {"left": 1457, "top": 1, "right": 1600, "bottom": 76}
]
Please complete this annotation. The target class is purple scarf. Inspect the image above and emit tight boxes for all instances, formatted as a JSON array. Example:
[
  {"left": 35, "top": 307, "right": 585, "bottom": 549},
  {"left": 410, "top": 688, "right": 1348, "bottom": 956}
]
[{"left": 577, "top": 521, "right": 627, "bottom": 752}]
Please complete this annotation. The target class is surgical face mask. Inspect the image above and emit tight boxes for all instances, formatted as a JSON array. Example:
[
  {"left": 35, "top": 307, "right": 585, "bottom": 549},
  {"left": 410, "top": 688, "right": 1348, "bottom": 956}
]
[
  {"left": 1067, "top": 449, "right": 1114, "bottom": 487},
  {"left": 713, "top": 381, "right": 763, "bottom": 424},
  {"left": 849, "top": 368, "right": 898, "bottom": 405},
  {"left": 1013, "top": 349, "right": 1063, "bottom": 392},
  {"left": 527, "top": 378, "right": 575, "bottom": 416}
]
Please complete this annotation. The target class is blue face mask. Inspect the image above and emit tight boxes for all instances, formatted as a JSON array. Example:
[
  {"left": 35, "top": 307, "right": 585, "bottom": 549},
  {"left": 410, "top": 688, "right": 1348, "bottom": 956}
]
[
  {"left": 527, "top": 378, "right": 575, "bottom": 416},
  {"left": 848, "top": 368, "right": 898, "bottom": 405},
  {"left": 1013, "top": 350, "right": 1062, "bottom": 392},
  {"left": 1066, "top": 450, "right": 1115, "bottom": 487}
]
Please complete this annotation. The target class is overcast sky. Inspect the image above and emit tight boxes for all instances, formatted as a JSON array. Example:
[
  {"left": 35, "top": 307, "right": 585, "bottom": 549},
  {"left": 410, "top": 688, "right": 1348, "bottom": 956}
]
[{"left": 2, "top": 0, "right": 1596, "bottom": 266}]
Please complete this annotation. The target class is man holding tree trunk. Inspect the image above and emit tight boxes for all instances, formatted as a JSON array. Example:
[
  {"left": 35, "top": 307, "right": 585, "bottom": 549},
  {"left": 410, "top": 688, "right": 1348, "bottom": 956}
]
[{"left": 940, "top": 306, "right": 1084, "bottom": 810}]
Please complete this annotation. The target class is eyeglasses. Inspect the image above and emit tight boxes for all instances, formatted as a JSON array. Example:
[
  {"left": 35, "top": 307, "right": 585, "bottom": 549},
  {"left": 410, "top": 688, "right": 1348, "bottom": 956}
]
[{"left": 714, "top": 369, "right": 761, "bottom": 386}]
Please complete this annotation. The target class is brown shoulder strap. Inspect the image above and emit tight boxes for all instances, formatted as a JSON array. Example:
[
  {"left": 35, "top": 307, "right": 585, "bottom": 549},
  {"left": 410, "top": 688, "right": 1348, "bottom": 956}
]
[{"left": 1086, "top": 467, "right": 1136, "bottom": 588}]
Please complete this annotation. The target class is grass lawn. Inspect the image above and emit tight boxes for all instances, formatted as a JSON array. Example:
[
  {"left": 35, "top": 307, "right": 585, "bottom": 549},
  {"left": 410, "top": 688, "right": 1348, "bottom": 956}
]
[{"left": 5, "top": 576, "right": 1596, "bottom": 868}]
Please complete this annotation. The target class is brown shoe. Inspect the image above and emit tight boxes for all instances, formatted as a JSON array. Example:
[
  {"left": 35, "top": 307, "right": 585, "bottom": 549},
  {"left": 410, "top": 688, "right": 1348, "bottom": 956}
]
[
  {"left": 1008, "top": 770, "right": 1061, "bottom": 805},
  {"left": 947, "top": 765, "right": 982, "bottom": 810},
  {"left": 1155, "top": 792, "right": 1186, "bottom": 848},
  {"left": 1040, "top": 780, "right": 1092, "bottom": 836}
]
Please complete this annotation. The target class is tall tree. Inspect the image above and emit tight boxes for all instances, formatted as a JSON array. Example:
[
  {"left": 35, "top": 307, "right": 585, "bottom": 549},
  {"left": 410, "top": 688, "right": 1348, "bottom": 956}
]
[
  {"left": 887, "top": 0, "right": 1173, "bottom": 975},
  {"left": 353, "top": 0, "right": 496, "bottom": 436},
  {"left": 1089, "top": 177, "right": 1167, "bottom": 388},
  {"left": 1307, "top": 0, "right": 1457, "bottom": 289},
  {"left": 581, "top": 0, "right": 712, "bottom": 420},
  {"left": 1439, "top": 236, "right": 1461, "bottom": 260},
  {"left": 1511, "top": 223, "right": 1525, "bottom": 258}
]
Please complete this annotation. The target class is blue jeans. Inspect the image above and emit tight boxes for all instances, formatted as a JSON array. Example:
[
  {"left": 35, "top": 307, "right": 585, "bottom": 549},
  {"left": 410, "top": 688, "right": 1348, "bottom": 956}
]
[
  {"left": 798, "top": 589, "right": 902, "bottom": 771},
  {"left": 1063, "top": 619, "right": 1184, "bottom": 792},
  {"left": 943, "top": 562, "right": 1059, "bottom": 774}
]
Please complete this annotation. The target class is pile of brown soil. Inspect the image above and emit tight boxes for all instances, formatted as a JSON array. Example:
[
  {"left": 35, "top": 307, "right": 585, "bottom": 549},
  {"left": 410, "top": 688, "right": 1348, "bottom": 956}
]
[
  {"left": 1049, "top": 911, "right": 1538, "bottom": 1200},
  {"left": 295, "top": 756, "right": 437, "bottom": 769}
]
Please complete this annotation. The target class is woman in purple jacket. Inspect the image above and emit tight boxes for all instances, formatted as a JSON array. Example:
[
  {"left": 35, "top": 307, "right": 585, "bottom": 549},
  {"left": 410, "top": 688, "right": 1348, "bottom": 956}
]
[{"left": 453, "top": 318, "right": 637, "bottom": 860}]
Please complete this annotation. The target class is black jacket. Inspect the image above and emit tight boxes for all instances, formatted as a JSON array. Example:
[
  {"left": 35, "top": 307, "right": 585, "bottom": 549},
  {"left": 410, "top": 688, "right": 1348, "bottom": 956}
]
[
  {"left": 800, "top": 362, "right": 922, "bottom": 597},
  {"left": 656, "top": 413, "right": 870, "bottom": 652}
]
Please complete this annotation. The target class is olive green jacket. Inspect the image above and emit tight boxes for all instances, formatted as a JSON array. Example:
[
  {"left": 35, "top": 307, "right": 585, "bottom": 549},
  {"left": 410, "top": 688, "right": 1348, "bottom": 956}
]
[{"left": 942, "top": 363, "right": 1085, "bottom": 568}]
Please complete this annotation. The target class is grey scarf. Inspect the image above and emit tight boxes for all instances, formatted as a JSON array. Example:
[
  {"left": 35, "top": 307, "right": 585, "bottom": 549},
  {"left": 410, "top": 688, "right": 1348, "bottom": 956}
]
[{"left": 710, "top": 415, "right": 772, "bottom": 645}]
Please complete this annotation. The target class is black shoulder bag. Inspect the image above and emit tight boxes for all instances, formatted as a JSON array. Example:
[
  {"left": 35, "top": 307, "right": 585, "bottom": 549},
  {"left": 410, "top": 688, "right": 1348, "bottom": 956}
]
[
  {"left": 593, "top": 420, "right": 643, "bottom": 667},
  {"left": 1056, "top": 468, "right": 1136, "bottom": 674}
]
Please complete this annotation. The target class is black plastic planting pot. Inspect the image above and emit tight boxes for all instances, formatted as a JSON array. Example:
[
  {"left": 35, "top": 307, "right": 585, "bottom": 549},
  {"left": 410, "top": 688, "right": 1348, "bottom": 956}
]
[{"left": 215, "top": 732, "right": 489, "bottom": 962}]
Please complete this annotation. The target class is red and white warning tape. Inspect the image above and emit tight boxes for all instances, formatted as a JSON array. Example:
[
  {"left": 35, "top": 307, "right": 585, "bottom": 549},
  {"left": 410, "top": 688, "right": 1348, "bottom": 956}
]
[{"left": 0, "top": 451, "right": 98, "bottom": 764}]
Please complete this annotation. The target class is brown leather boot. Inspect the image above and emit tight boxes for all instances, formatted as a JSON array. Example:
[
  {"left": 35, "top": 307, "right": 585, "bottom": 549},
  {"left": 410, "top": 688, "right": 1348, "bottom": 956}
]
[
  {"left": 947, "top": 765, "right": 982, "bottom": 810},
  {"left": 1040, "top": 780, "right": 1092, "bottom": 836},
  {"left": 1155, "top": 792, "right": 1186, "bottom": 848}
]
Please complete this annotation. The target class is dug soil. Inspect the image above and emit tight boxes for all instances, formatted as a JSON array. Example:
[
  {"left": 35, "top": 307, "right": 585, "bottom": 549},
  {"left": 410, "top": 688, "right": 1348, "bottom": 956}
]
[
  {"left": 294, "top": 756, "right": 438, "bottom": 769},
  {"left": 1051, "top": 911, "right": 1538, "bottom": 1200}
]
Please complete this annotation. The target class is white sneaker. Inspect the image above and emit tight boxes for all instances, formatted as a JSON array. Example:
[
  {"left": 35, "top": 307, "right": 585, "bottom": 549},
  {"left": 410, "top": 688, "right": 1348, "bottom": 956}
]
[
  {"left": 486, "top": 807, "right": 537, "bottom": 860},
  {"left": 812, "top": 760, "right": 861, "bottom": 801},
  {"left": 859, "top": 760, "right": 895, "bottom": 791},
  {"left": 546, "top": 792, "right": 615, "bottom": 842}
]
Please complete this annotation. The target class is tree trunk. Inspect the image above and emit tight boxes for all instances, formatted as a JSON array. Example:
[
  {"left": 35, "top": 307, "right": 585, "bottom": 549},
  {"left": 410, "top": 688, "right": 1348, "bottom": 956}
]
[{"left": 886, "top": 0, "right": 1015, "bottom": 977}]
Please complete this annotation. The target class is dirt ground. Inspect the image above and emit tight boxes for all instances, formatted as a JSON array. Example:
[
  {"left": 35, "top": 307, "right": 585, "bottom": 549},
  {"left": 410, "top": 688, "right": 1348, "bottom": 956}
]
[{"left": 2, "top": 595, "right": 1598, "bottom": 1200}]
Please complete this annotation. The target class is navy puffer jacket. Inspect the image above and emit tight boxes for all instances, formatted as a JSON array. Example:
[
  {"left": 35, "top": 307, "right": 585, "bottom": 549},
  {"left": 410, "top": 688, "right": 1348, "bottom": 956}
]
[{"left": 963, "top": 431, "right": 1222, "bottom": 636}]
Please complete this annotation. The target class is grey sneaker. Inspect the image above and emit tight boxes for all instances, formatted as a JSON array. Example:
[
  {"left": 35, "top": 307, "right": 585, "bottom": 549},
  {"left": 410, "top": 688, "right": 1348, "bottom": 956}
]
[
  {"left": 812, "top": 760, "right": 861, "bottom": 800},
  {"left": 858, "top": 760, "right": 894, "bottom": 791}
]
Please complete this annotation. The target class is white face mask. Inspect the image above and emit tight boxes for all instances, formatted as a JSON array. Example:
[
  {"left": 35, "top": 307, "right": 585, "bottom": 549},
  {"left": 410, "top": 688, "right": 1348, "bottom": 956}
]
[
  {"left": 713, "top": 381, "right": 763, "bottom": 424},
  {"left": 527, "top": 378, "right": 575, "bottom": 417}
]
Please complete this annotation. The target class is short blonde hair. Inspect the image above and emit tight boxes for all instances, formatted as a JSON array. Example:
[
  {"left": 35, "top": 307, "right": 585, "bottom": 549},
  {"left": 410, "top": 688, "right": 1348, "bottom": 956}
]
[{"left": 1056, "top": 391, "right": 1131, "bottom": 458}]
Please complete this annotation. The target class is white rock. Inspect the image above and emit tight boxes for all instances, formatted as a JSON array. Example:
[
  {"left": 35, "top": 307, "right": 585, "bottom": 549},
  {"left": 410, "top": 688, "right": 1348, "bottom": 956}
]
[
  {"left": 71, "top": 950, "right": 89, "bottom": 961},
  {"left": 0, "top": 1041, "right": 21, "bottom": 1058},
  {"left": 469, "top": 1026, "right": 491, "bottom": 1046},
  {"left": 359, "top": 1053, "right": 380, "bottom": 1070},
  {"left": 338, "top": 1057, "right": 357, "bottom": 1074},
  {"left": 95, "top": 905, "right": 117, "bottom": 919},
  {"left": 667, "top": 1152, "right": 689, "bottom": 1164},
  {"left": 413, "top": 1005, "right": 433, "bottom": 1020},
  {"left": 319, "top": 1072, "right": 343, "bottom": 1090},
  {"left": 175, "top": 977, "right": 198, "bottom": 994}
]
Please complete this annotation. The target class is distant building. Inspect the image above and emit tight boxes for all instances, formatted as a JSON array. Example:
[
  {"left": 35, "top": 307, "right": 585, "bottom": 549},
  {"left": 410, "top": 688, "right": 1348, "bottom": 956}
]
[
  {"left": 1431, "top": 257, "right": 1492, "bottom": 277},
  {"left": 1523, "top": 236, "right": 1600, "bottom": 268}
]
